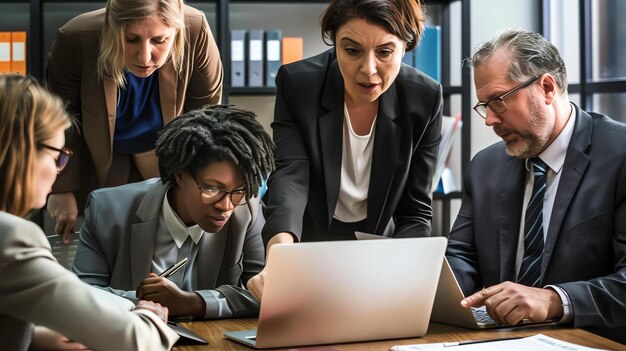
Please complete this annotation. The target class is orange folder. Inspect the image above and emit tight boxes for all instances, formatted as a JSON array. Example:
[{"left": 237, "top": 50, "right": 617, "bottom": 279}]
[
  {"left": 282, "top": 37, "right": 303, "bottom": 65},
  {"left": 0, "top": 32, "right": 11, "bottom": 74},
  {"left": 11, "top": 32, "right": 27, "bottom": 75}
]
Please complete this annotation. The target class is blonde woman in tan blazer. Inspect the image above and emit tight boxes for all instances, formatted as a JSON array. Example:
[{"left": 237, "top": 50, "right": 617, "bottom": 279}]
[
  {"left": 46, "top": 0, "right": 223, "bottom": 243},
  {"left": 0, "top": 74, "right": 178, "bottom": 350}
]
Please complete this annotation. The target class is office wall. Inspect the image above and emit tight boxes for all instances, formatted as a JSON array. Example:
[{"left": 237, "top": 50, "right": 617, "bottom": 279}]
[{"left": 469, "top": 0, "right": 541, "bottom": 158}]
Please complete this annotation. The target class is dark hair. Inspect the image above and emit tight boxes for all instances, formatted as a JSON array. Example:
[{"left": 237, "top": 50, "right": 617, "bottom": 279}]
[
  {"left": 467, "top": 28, "right": 568, "bottom": 95},
  {"left": 320, "top": 0, "right": 425, "bottom": 52},
  {"left": 155, "top": 105, "right": 275, "bottom": 198}
]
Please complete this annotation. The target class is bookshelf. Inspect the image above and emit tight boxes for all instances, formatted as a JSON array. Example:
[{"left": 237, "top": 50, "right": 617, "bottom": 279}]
[{"left": 2, "top": 0, "right": 471, "bottom": 236}]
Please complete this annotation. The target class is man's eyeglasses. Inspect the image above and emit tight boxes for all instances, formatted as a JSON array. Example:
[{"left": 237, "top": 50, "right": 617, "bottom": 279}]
[
  {"left": 38, "top": 143, "right": 73, "bottom": 172},
  {"left": 473, "top": 75, "right": 541, "bottom": 119},
  {"left": 192, "top": 176, "right": 247, "bottom": 206}
]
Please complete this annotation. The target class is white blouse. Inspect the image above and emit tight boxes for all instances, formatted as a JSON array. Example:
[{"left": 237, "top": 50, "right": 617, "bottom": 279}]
[{"left": 334, "top": 104, "right": 377, "bottom": 222}]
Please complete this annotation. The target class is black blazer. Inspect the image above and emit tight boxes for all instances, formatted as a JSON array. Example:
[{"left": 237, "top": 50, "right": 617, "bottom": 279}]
[
  {"left": 263, "top": 49, "right": 443, "bottom": 243},
  {"left": 447, "top": 105, "right": 626, "bottom": 339}
]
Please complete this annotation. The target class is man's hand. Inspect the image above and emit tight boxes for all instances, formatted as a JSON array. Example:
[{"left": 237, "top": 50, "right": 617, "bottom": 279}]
[
  {"left": 134, "top": 300, "right": 170, "bottom": 323},
  {"left": 136, "top": 274, "right": 205, "bottom": 317},
  {"left": 31, "top": 326, "right": 88, "bottom": 350},
  {"left": 461, "top": 281, "right": 564, "bottom": 325},
  {"left": 47, "top": 192, "right": 78, "bottom": 244}
]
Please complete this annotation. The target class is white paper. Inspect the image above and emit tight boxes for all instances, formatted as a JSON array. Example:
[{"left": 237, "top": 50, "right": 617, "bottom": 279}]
[
  {"left": 440, "top": 167, "right": 458, "bottom": 194},
  {"left": 390, "top": 334, "right": 608, "bottom": 351}
]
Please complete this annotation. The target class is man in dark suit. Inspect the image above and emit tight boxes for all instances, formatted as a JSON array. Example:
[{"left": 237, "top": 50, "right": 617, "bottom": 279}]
[
  {"left": 72, "top": 106, "right": 275, "bottom": 320},
  {"left": 447, "top": 28, "right": 626, "bottom": 342}
]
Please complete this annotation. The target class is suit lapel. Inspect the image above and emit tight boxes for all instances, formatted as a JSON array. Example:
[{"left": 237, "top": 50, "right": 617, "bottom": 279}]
[
  {"left": 130, "top": 180, "right": 169, "bottom": 284},
  {"left": 542, "top": 106, "right": 591, "bottom": 278},
  {"left": 499, "top": 157, "right": 526, "bottom": 282},
  {"left": 319, "top": 59, "right": 345, "bottom": 226},
  {"left": 158, "top": 61, "right": 178, "bottom": 125},
  {"left": 367, "top": 85, "right": 401, "bottom": 232},
  {"left": 196, "top": 221, "right": 230, "bottom": 288}
]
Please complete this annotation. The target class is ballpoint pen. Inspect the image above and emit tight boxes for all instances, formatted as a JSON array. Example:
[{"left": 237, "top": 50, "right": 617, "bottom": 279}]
[
  {"left": 158, "top": 257, "right": 188, "bottom": 278},
  {"left": 443, "top": 336, "right": 523, "bottom": 347}
]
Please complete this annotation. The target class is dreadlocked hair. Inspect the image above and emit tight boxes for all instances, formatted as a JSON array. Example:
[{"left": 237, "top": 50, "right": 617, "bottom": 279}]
[{"left": 155, "top": 105, "right": 275, "bottom": 198}]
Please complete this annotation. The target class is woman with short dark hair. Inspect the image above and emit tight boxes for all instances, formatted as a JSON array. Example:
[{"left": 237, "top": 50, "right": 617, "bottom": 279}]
[{"left": 249, "top": 0, "right": 443, "bottom": 300}]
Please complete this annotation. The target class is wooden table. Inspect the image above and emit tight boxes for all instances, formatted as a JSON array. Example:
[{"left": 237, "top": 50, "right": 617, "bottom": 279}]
[{"left": 173, "top": 319, "right": 626, "bottom": 351}]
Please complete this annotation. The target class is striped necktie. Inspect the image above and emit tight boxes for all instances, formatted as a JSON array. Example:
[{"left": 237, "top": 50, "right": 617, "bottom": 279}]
[{"left": 517, "top": 158, "right": 548, "bottom": 287}]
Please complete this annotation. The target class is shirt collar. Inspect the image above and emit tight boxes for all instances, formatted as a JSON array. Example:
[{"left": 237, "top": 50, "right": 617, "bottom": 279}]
[
  {"left": 162, "top": 187, "right": 204, "bottom": 248},
  {"left": 526, "top": 103, "right": 576, "bottom": 174}
]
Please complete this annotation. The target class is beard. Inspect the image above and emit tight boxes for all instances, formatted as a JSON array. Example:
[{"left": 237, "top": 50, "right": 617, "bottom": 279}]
[{"left": 498, "top": 97, "right": 553, "bottom": 159}]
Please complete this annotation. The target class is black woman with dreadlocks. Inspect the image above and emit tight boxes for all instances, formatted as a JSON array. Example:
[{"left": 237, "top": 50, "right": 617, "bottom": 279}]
[{"left": 71, "top": 105, "right": 275, "bottom": 319}]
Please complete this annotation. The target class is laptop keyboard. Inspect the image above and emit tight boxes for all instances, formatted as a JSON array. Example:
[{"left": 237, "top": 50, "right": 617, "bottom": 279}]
[{"left": 471, "top": 307, "right": 501, "bottom": 326}]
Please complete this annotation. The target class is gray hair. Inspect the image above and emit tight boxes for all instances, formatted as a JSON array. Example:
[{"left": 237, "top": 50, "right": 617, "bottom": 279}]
[{"left": 468, "top": 28, "right": 568, "bottom": 95}]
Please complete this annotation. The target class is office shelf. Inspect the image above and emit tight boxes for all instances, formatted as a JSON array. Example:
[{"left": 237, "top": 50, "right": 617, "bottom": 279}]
[{"left": 8, "top": 0, "right": 470, "bottom": 236}]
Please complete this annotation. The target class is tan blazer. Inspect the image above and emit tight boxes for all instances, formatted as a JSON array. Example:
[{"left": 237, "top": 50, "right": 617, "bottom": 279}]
[
  {"left": 0, "top": 211, "right": 179, "bottom": 351},
  {"left": 46, "top": 5, "right": 223, "bottom": 196}
]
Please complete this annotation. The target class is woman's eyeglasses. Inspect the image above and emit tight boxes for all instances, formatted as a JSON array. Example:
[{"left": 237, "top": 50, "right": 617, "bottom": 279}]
[
  {"left": 38, "top": 143, "right": 73, "bottom": 172},
  {"left": 191, "top": 175, "right": 247, "bottom": 206}
]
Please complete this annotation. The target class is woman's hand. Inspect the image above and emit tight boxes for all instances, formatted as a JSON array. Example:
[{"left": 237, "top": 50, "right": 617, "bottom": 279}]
[
  {"left": 134, "top": 300, "right": 170, "bottom": 323},
  {"left": 31, "top": 326, "right": 88, "bottom": 350},
  {"left": 136, "top": 274, "right": 205, "bottom": 317},
  {"left": 47, "top": 192, "right": 78, "bottom": 244},
  {"left": 247, "top": 232, "right": 295, "bottom": 301}
]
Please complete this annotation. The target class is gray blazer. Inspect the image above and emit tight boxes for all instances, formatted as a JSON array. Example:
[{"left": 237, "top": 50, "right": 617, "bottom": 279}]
[
  {"left": 447, "top": 105, "right": 626, "bottom": 341},
  {"left": 72, "top": 179, "right": 264, "bottom": 319},
  {"left": 0, "top": 211, "right": 178, "bottom": 351}
]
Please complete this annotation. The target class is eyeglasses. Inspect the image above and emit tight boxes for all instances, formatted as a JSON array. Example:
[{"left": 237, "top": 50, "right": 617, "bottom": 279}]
[
  {"left": 473, "top": 75, "right": 542, "bottom": 119},
  {"left": 38, "top": 143, "right": 73, "bottom": 172},
  {"left": 191, "top": 176, "right": 247, "bottom": 206}
]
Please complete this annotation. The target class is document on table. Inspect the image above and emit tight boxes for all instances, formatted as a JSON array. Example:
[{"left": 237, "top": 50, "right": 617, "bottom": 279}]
[{"left": 390, "top": 334, "right": 608, "bottom": 351}]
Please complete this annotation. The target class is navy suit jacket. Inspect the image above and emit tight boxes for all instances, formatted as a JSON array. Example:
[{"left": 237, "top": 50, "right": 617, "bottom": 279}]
[
  {"left": 447, "top": 105, "right": 626, "bottom": 339},
  {"left": 262, "top": 49, "right": 443, "bottom": 243}
]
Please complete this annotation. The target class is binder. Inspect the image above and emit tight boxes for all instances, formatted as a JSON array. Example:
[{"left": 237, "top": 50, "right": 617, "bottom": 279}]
[
  {"left": 264, "top": 30, "right": 282, "bottom": 87},
  {"left": 246, "top": 30, "right": 264, "bottom": 87},
  {"left": 414, "top": 26, "right": 441, "bottom": 82},
  {"left": 0, "top": 32, "right": 11, "bottom": 74},
  {"left": 282, "top": 37, "right": 303, "bottom": 65},
  {"left": 11, "top": 31, "right": 27, "bottom": 75},
  {"left": 230, "top": 30, "right": 246, "bottom": 87}
]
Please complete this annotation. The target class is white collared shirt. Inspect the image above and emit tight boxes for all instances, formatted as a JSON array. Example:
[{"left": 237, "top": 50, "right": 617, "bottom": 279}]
[
  {"left": 516, "top": 103, "right": 576, "bottom": 323},
  {"left": 150, "top": 187, "right": 210, "bottom": 292},
  {"left": 516, "top": 104, "right": 576, "bottom": 274}
]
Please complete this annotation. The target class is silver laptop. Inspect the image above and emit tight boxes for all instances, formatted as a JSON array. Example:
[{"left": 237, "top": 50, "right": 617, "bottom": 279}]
[
  {"left": 431, "top": 257, "right": 544, "bottom": 329},
  {"left": 355, "top": 232, "right": 541, "bottom": 329},
  {"left": 224, "top": 237, "right": 447, "bottom": 349}
]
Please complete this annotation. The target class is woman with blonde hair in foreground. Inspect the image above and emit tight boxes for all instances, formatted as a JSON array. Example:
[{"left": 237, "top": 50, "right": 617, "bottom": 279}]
[{"left": 0, "top": 74, "right": 178, "bottom": 350}]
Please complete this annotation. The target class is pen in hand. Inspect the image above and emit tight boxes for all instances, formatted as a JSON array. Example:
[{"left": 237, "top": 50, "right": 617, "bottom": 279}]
[{"left": 158, "top": 257, "right": 188, "bottom": 278}]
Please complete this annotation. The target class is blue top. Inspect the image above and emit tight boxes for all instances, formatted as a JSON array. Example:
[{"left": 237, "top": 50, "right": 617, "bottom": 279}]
[{"left": 113, "top": 71, "right": 164, "bottom": 154}]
